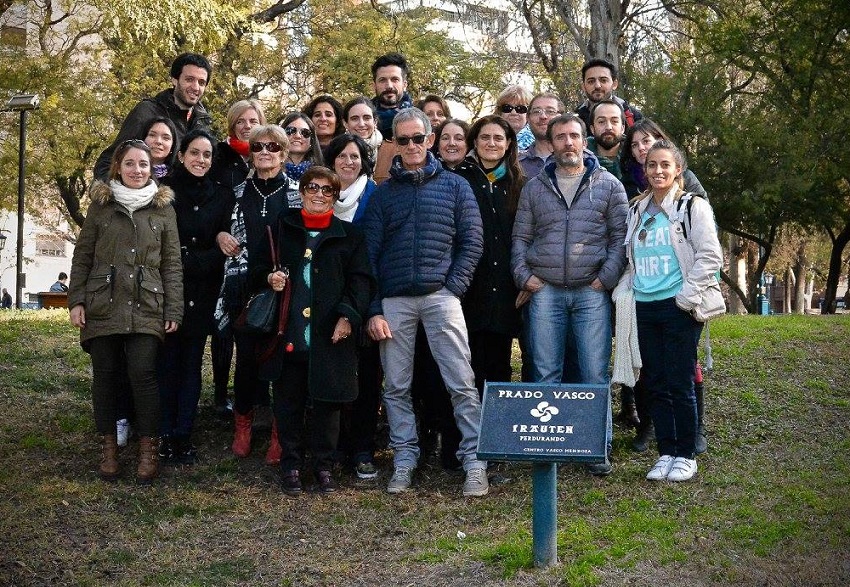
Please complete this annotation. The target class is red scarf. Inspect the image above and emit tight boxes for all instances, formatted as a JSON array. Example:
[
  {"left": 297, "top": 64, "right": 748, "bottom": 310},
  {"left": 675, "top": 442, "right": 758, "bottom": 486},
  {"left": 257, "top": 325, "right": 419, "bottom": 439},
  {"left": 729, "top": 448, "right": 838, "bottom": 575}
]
[
  {"left": 301, "top": 209, "right": 333, "bottom": 229},
  {"left": 227, "top": 135, "right": 251, "bottom": 157}
]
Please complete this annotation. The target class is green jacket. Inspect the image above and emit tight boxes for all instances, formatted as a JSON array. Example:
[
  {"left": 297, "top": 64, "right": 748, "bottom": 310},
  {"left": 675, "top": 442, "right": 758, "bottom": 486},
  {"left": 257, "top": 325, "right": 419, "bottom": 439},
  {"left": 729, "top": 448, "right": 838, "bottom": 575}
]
[{"left": 69, "top": 181, "right": 184, "bottom": 350}]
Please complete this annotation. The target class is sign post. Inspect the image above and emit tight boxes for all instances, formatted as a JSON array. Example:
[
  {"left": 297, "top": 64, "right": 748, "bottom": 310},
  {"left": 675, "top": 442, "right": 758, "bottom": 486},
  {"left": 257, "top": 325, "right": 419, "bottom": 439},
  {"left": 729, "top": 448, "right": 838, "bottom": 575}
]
[{"left": 478, "top": 382, "right": 609, "bottom": 568}]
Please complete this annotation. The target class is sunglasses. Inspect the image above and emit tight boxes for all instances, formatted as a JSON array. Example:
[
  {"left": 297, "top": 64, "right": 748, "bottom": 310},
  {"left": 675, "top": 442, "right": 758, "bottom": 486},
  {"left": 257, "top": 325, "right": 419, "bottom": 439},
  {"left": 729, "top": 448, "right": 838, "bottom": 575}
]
[
  {"left": 121, "top": 139, "right": 151, "bottom": 150},
  {"left": 250, "top": 141, "right": 283, "bottom": 153},
  {"left": 285, "top": 126, "right": 312, "bottom": 139},
  {"left": 500, "top": 104, "right": 529, "bottom": 114},
  {"left": 396, "top": 134, "right": 428, "bottom": 146},
  {"left": 637, "top": 215, "right": 657, "bottom": 242},
  {"left": 303, "top": 182, "right": 336, "bottom": 197}
]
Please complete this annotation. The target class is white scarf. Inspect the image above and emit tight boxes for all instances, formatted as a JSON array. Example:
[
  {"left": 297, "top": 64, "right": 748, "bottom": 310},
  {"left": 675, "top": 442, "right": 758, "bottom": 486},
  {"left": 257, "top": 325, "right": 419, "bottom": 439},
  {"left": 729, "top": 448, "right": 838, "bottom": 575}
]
[
  {"left": 109, "top": 179, "right": 157, "bottom": 213},
  {"left": 364, "top": 128, "right": 383, "bottom": 160},
  {"left": 334, "top": 174, "right": 369, "bottom": 222}
]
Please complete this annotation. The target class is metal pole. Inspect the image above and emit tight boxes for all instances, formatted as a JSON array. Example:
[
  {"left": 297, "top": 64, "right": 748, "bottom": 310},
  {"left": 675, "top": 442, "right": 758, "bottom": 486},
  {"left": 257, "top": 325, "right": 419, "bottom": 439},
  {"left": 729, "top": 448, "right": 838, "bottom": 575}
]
[
  {"left": 532, "top": 462, "right": 558, "bottom": 567},
  {"left": 15, "top": 109, "right": 27, "bottom": 310}
]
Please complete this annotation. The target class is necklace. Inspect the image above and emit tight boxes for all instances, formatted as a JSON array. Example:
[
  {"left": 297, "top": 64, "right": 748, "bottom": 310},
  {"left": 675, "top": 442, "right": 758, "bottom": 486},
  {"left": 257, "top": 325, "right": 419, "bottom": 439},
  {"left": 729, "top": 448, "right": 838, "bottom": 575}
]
[{"left": 250, "top": 178, "right": 286, "bottom": 217}]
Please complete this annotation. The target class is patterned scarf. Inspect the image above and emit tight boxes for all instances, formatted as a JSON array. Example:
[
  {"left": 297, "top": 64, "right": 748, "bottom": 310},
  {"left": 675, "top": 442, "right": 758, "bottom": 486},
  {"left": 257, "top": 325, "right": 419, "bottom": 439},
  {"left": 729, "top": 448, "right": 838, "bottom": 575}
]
[
  {"left": 285, "top": 160, "right": 312, "bottom": 182},
  {"left": 152, "top": 164, "right": 170, "bottom": 179},
  {"left": 390, "top": 150, "right": 441, "bottom": 184}
]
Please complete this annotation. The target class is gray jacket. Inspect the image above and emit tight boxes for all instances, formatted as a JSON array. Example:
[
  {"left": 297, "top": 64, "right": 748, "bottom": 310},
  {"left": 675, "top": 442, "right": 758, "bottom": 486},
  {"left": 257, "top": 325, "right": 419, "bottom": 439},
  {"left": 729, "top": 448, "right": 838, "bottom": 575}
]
[{"left": 511, "top": 152, "right": 628, "bottom": 290}]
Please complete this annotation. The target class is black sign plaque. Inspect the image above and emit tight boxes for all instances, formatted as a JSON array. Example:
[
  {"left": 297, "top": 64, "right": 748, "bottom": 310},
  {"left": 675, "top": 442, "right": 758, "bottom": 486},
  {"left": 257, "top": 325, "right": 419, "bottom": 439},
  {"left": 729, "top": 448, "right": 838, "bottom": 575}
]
[{"left": 477, "top": 382, "right": 608, "bottom": 463}]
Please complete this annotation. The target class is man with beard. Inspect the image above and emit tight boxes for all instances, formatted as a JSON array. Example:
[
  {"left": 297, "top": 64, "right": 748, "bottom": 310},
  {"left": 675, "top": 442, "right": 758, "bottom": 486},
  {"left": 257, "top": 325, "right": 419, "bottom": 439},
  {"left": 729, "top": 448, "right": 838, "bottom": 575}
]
[
  {"left": 371, "top": 53, "right": 415, "bottom": 183},
  {"left": 94, "top": 53, "right": 213, "bottom": 179},
  {"left": 511, "top": 114, "right": 627, "bottom": 476},
  {"left": 518, "top": 93, "right": 565, "bottom": 180},
  {"left": 587, "top": 99, "right": 626, "bottom": 180},
  {"left": 575, "top": 58, "right": 642, "bottom": 132}
]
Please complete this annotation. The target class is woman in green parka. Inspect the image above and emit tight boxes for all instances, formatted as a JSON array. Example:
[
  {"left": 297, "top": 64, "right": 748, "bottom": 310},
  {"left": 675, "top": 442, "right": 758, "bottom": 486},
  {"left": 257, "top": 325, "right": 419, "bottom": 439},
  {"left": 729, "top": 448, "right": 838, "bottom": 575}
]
[{"left": 69, "top": 139, "right": 184, "bottom": 485}]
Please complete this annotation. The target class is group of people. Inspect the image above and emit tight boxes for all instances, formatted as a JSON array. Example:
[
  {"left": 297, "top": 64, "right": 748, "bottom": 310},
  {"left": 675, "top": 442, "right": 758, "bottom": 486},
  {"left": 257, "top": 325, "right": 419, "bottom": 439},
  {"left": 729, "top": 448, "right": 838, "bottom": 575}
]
[{"left": 68, "top": 51, "right": 722, "bottom": 493}]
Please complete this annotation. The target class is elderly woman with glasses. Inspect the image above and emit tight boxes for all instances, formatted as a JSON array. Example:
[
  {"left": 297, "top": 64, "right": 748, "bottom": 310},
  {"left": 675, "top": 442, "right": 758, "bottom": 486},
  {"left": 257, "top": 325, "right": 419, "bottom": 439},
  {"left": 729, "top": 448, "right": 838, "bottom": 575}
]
[
  {"left": 494, "top": 85, "right": 534, "bottom": 151},
  {"left": 251, "top": 166, "right": 374, "bottom": 495},
  {"left": 215, "top": 124, "right": 293, "bottom": 464}
]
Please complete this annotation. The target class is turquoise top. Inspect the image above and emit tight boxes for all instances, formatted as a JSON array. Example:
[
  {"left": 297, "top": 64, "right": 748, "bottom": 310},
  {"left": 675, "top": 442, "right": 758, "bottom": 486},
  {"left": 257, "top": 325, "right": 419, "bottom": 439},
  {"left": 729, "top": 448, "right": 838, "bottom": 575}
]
[{"left": 633, "top": 209, "right": 683, "bottom": 301}]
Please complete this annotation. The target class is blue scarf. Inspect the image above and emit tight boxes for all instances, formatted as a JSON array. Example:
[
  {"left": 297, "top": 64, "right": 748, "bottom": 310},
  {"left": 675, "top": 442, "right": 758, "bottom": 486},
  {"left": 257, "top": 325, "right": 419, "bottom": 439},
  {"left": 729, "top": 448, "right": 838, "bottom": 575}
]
[
  {"left": 373, "top": 92, "right": 413, "bottom": 139},
  {"left": 285, "top": 160, "right": 312, "bottom": 182}
]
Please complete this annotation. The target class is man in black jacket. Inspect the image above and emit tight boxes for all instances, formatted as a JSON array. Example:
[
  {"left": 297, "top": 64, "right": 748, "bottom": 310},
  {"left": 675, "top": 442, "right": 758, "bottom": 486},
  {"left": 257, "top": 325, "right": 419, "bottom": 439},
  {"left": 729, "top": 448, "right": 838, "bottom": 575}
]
[{"left": 94, "top": 53, "right": 214, "bottom": 179}]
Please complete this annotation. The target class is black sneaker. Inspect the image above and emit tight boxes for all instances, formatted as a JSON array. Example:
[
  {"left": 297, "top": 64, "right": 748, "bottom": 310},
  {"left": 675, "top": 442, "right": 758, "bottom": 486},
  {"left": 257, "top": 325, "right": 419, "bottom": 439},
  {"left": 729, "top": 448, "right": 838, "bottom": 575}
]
[
  {"left": 586, "top": 456, "right": 612, "bottom": 476},
  {"left": 280, "top": 470, "right": 302, "bottom": 496},
  {"left": 174, "top": 436, "right": 197, "bottom": 465},
  {"left": 316, "top": 470, "right": 337, "bottom": 494},
  {"left": 158, "top": 436, "right": 174, "bottom": 461}
]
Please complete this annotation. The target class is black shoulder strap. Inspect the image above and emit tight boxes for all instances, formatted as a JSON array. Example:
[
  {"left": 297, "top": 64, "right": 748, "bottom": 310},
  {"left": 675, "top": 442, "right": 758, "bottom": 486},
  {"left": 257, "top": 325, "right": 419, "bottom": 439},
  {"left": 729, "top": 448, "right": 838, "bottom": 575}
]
[{"left": 676, "top": 192, "right": 705, "bottom": 240}]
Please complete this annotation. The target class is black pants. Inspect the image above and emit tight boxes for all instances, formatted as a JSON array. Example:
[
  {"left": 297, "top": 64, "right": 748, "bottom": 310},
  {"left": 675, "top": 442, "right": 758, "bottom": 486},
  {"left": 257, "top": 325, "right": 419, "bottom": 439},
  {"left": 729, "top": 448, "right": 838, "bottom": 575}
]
[
  {"left": 272, "top": 361, "right": 340, "bottom": 472},
  {"left": 89, "top": 334, "right": 160, "bottom": 437},
  {"left": 157, "top": 333, "right": 206, "bottom": 437},
  {"left": 339, "top": 342, "right": 383, "bottom": 463},
  {"left": 233, "top": 331, "right": 271, "bottom": 415},
  {"left": 211, "top": 329, "right": 234, "bottom": 405},
  {"left": 468, "top": 331, "right": 514, "bottom": 397}
]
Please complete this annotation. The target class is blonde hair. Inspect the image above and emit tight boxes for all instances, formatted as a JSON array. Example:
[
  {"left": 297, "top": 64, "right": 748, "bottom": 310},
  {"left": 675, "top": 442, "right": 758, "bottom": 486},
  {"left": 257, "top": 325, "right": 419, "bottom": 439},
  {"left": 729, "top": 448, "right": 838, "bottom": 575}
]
[{"left": 226, "top": 100, "right": 267, "bottom": 137}]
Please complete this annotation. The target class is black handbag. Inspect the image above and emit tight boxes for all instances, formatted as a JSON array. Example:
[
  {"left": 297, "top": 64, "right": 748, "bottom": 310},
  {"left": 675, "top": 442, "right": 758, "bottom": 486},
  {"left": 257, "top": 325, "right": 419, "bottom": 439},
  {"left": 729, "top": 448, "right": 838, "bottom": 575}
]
[{"left": 234, "top": 226, "right": 285, "bottom": 335}]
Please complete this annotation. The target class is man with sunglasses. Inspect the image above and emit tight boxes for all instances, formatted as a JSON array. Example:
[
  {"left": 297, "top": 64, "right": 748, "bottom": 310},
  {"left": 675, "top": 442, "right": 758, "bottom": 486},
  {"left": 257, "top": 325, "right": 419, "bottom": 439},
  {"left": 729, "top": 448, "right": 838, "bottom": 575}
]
[
  {"left": 512, "top": 113, "right": 628, "bottom": 476},
  {"left": 363, "top": 108, "right": 489, "bottom": 498},
  {"left": 95, "top": 53, "right": 213, "bottom": 179},
  {"left": 518, "top": 93, "right": 566, "bottom": 179}
]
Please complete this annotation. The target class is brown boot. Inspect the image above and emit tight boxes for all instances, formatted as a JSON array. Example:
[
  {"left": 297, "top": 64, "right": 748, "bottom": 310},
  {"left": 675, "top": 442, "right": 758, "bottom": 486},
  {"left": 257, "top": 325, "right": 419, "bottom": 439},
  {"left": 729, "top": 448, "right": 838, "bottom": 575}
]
[
  {"left": 99, "top": 434, "right": 119, "bottom": 481},
  {"left": 136, "top": 437, "right": 159, "bottom": 485},
  {"left": 232, "top": 409, "right": 254, "bottom": 458},
  {"left": 265, "top": 418, "right": 282, "bottom": 466}
]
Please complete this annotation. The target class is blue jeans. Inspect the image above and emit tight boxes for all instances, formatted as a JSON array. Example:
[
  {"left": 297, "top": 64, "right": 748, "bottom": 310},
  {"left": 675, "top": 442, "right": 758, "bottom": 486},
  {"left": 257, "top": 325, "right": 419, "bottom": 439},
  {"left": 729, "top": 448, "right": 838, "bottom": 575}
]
[
  {"left": 636, "top": 297, "right": 702, "bottom": 458},
  {"left": 380, "top": 288, "right": 485, "bottom": 471},
  {"left": 526, "top": 283, "right": 613, "bottom": 450}
]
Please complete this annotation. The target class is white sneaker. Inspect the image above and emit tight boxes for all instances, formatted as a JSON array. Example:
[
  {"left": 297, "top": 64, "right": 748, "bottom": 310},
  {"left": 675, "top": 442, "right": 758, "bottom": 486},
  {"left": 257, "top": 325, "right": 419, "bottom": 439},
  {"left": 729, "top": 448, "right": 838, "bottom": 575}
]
[
  {"left": 462, "top": 468, "right": 490, "bottom": 497},
  {"left": 116, "top": 419, "right": 131, "bottom": 447},
  {"left": 667, "top": 457, "right": 697, "bottom": 482},
  {"left": 646, "top": 455, "right": 675, "bottom": 481}
]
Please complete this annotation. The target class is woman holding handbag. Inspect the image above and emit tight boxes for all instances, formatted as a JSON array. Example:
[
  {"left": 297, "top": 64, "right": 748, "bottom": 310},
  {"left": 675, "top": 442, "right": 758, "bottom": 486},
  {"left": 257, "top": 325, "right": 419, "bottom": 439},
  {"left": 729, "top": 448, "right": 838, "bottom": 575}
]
[
  {"left": 252, "top": 166, "right": 374, "bottom": 495},
  {"left": 619, "top": 139, "right": 723, "bottom": 483},
  {"left": 215, "top": 124, "right": 292, "bottom": 463}
]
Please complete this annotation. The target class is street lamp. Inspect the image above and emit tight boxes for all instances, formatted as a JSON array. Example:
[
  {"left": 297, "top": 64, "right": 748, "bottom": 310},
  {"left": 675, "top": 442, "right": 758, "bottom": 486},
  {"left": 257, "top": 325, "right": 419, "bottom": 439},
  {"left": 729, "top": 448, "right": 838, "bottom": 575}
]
[{"left": 3, "top": 93, "right": 40, "bottom": 309}]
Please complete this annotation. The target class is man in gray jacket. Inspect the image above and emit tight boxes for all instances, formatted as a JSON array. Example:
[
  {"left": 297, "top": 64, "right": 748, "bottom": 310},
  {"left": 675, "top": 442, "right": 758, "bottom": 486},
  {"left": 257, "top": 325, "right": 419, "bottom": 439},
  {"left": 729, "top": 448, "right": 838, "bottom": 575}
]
[{"left": 511, "top": 113, "right": 628, "bottom": 475}]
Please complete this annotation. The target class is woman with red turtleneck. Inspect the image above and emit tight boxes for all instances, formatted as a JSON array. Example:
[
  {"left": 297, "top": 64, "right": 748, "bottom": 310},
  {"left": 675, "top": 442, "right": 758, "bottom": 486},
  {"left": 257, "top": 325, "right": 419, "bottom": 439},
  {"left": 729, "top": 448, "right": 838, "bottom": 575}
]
[{"left": 250, "top": 166, "right": 374, "bottom": 496}]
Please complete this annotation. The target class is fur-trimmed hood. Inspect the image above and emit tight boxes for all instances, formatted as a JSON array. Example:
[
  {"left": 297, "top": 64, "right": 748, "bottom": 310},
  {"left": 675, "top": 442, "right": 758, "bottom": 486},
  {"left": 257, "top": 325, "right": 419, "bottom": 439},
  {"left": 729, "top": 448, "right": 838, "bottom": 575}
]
[{"left": 90, "top": 180, "right": 175, "bottom": 208}]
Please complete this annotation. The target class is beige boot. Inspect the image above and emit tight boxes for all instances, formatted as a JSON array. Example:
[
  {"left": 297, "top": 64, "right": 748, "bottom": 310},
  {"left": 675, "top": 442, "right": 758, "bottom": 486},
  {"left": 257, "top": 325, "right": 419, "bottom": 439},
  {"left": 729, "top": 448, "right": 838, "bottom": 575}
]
[
  {"left": 99, "top": 434, "right": 119, "bottom": 481},
  {"left": 136, "top": 437, "right": 159, "bottom": 485}
]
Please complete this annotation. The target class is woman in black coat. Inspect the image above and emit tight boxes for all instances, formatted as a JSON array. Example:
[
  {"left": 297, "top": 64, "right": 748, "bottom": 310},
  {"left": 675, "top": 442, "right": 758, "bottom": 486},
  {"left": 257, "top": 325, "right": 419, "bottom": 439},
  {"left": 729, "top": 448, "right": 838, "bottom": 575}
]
[
  {"left": 251, "top": 166, "right": 374, "bottom": 495},
  {"left": 158, "top": 129, "right": 234, "bottom": 463},
  {"left": 452, "top": 115, "right": 525, "bottom": 395}
]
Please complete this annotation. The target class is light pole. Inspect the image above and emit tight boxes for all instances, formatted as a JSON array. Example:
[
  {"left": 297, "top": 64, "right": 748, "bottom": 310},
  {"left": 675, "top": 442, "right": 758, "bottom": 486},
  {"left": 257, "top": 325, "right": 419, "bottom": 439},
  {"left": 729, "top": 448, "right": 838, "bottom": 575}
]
[{"left": 3, "top": 94, "right": 40, "bottom": 309}]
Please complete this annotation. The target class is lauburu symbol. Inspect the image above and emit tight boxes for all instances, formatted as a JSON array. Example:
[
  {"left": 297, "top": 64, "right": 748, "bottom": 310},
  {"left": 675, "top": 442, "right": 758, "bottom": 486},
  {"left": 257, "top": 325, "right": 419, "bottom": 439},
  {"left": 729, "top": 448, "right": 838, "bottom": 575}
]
[{"left": 530, "top": 401, "right": 559, "bottom": 422}]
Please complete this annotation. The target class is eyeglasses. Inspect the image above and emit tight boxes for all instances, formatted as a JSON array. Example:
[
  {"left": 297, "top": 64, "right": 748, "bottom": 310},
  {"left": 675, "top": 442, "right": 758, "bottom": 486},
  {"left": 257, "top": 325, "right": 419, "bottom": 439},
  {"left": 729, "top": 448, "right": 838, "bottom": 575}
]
[
  {"left": 500, "top": 104, "right": 528, "bottom": 114},
  {"left": 530, "top": 108, "right": 562, "bottom": 117},
  {"left": 303, "top": 182, "right": 336, "bottom": 197},
  {"left": 285, "top": 126, "right": 312, "bottom": 139},
  {"left": 637, "top": 215, "right": 657, "bottom": 242},
  {"left": 250, "top": 141, "right": 283, "bottom": 153},
  {"left": 396, "top": 134, "right": 428, "bottom": 146}
]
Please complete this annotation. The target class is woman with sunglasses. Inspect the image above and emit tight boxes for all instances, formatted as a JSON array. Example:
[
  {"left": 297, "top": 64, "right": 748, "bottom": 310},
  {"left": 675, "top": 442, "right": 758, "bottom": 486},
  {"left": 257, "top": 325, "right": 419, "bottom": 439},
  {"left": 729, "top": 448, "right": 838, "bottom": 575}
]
[
  {"left": 495, "top": 85, "right": 534, "bottom": 151},
  {"left": 215, "top": 124, "right": 292, "bottom": 463},
  {"left": 252, "top": 166, "right": 374, "bottom": 495},
  {"left": 279, "top": 112, "right": 324, "bottom": 198},
  {"left": 157, "top": 129, "right": 234, "bottom": 465},
  {"left": 617, "top": 140, "right": 722, "bottom": 483},
  {"left": 69, "top": 139, "right": 183, "bottom": 484},
  {"left": 432, "top": 118, "right": 470, "bottom": 171}
]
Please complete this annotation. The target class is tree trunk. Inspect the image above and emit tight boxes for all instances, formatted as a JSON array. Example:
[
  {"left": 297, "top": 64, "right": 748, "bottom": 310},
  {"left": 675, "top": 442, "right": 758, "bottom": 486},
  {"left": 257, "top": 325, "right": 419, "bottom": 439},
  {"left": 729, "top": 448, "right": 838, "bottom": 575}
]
[
  {"left": 784, "top": 267, "right": 793, "bottom": 314},
  {"left": 792, "top": 241, "right": 807, "bottom": 314},
  {"left": 588, "top": 0, "right": 622, "bottom": 63},
  {"left": 822, "top": 221, "right": 850, "bottom": 314},
  {"left": 726, "top": 234, "right": 747, "bottom": 314}
]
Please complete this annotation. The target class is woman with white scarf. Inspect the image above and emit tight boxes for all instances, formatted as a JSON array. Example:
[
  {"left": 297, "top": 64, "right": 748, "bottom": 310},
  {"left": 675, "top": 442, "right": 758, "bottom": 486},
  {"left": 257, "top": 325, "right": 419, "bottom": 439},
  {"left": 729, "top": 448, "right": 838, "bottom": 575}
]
[{"left": 69, "top": 139, "right": 184, "bottom": 485}]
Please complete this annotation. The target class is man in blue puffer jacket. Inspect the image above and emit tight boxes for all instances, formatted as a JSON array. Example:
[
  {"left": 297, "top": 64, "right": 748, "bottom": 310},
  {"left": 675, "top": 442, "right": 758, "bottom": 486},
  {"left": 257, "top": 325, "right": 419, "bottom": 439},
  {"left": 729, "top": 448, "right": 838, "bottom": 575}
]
[
  {"left": 363, "top": 108, "right": 489, "bottom": 497},
  {"left": 512, "top": 113, "right": 628, "bottom": 476}
]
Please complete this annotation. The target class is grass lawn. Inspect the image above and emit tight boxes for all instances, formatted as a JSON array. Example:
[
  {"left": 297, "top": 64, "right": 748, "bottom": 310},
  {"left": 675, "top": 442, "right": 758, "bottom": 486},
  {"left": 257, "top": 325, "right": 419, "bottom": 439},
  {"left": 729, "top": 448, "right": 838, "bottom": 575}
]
[{"left": 1, "top": 310, "right": 848, "bottom": 586}]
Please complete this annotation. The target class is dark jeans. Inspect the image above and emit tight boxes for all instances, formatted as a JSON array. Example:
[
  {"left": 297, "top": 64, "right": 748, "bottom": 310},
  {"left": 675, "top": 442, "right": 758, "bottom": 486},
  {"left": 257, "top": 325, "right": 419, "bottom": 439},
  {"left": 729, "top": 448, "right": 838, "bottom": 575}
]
[
  {"left": 233, "top": 331, "right": 271, "bottom": 415},
  {"left": 89, "top": 334, "right": 160, "bottom": 437},
  {"left": 636, "top": 297, "right": 703, "bottom": 459},
  {"left": 211, "top": 329, "right": 234, "bottom": 405},
  {"left": 469, "top": 331, "right": 514, "bottom": 397},
  {"left": 158, "top": 333, "right": 207, "bottom": 437},
  {"left": 272, "top": 361, "right": 340, "bottom": 472}
]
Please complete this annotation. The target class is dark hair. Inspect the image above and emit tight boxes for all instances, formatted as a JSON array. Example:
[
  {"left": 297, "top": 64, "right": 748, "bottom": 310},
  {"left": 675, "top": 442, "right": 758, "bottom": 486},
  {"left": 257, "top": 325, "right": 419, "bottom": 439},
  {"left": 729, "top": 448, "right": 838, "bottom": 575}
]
[
  {"left": 431, "top": 118, "right": 471, "bottom": 160},
  {"left": 299, "top": 166, "right": 341, "bottom": 201},
  {"left": 178, "top": 129, "right": 217, "bottom": 157},
  {"left": 140, "top": 116, "right": 179, "bottom": 167},
  {"left": 58, "top": 272, "right": 68, "bottom": 280},
  {"left": 279, "top": 112, "right": 324, "bottom": 165},
  {"left": 325, "top": 133, "right": 373, "bottom": 178},
  {"left": 581, "top": 58, "right": 617, "bottom": 81},
  {"left": 645, "top": 139, "right": 687, "bottom": 176},
  {"left": 466, "top": 115, "right": 524, "bottom": 213},
  {"left": 170, "top": 53, "right": 212, "bottom": 81},
  {"left": 303, "top": 95, "right": 344, "bottom": 140},
  {"left": 621, "top": 118, "right": 672, "bottom": 173},
  {"left": 342, "top": 96, "right": 376, "bottom": 122},
  {"left": 545, "top": 113, "right": 588, "bottom": 141},
  {"left": 416, "top": 95, "right": 452, "bottom": 119},
  {"left": 589, "top": 99, "right": 625, "bottom": 127},
  {"left": 108, "top": 139, "right": 152, "bottom": 182},
  {"left": 371, "top": 53, "right": 410, "bottom": 81}
]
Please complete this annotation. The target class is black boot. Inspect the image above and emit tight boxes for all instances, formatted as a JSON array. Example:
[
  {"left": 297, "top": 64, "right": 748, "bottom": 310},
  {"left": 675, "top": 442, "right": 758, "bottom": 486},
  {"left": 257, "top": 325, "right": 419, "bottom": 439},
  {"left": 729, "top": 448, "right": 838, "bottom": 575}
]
[
  {"left": 174, "top": 434, "right": 197, "bottom": 465},
  {"left": 158, "top": 435, "right": 174, "bottom": 461},
  {"left": 632, "top": 422, "right": 654, "bottom": 453},
  {"left": 617, "top": 385, "right": 640, "bottom": 428}
]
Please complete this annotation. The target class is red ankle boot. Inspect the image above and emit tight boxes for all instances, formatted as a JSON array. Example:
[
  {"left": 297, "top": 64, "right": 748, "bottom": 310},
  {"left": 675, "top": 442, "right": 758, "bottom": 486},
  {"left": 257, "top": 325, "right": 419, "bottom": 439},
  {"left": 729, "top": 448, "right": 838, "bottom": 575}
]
[
  {"left": 265, "top": 418, "right": 282, "bottom": 466},
  {"left": 232, "top": 409, "right": 254, "bottom": 457}
]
